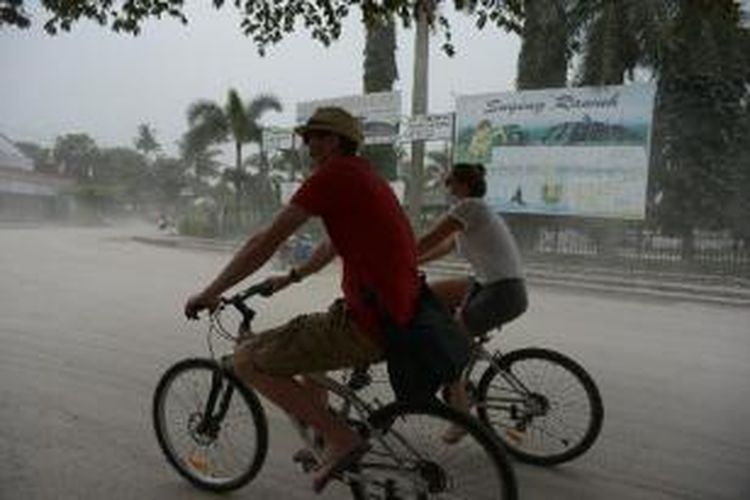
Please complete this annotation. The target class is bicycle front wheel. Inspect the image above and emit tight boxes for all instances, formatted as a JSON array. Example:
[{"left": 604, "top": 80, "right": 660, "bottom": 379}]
[
  {"left": 152, "top": 358, "right": 268, "bottom": 491},
  {"left": 348, "top": 401, "right": 517, "bottom": 500},
  {"left": 476, "top": 347, "right": 604, "bottom": 465}
]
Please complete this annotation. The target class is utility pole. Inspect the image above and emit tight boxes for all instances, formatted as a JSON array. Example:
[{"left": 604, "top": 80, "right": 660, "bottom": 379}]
[{"left": 408, "top": 1, "right": 429, "bottom": 232}]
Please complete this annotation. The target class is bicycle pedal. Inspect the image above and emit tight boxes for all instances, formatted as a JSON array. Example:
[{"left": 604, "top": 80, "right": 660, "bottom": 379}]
[{"left": 292, "top": 448, "right": 319, "bottom": 472}]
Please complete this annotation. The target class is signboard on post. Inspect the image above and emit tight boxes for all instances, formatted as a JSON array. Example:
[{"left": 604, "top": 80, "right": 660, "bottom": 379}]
[
  {"left": 262, "top": 127, "right": 294, "bottom": 153},
  {"left": 297, "top": 92, "right": 401, "bottom": 145},
  {"left": 455, "top": 83, "right": 656, "bottom": 220},
  {"left": 400, "top": 113, "right": 454, "bottom": 142}
]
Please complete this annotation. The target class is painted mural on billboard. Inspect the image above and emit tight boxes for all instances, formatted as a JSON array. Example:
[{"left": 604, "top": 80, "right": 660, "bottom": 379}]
[{"left": 455, "top": 83, "right": 656, "bottom": 219}]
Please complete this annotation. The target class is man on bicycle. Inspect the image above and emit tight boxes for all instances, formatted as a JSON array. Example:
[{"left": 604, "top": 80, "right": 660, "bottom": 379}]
[{"left": 184, "top": 106, "right": 420, "bottom": 493}]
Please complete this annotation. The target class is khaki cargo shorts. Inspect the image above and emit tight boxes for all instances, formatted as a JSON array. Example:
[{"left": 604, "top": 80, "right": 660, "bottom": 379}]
[{"left": 234, "top": 300, "right": 384, "bottom": 376}]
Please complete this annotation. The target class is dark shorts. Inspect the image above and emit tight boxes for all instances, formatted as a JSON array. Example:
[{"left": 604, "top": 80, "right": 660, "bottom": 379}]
[{"left": 460, "top": 278, "right": 528, "bottom": 336}]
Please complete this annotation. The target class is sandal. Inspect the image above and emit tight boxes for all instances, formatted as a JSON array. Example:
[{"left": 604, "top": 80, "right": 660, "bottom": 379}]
[
  {"left": 312, "top": 441, "right": 371, "bottom": 494},
  {"left": 441, "top": 424, "right": 468, "bottom": 445}
]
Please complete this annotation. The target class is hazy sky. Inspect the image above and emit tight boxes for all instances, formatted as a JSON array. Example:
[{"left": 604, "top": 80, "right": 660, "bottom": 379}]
[{"left": 1, "top": 3, "right": 520, "bottom": 155}]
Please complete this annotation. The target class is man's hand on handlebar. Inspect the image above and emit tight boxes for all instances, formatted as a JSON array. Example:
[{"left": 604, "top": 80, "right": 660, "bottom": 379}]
[
  {"left": 184, "top": 291, "right": 221, "bottom": 320},
  {"left": 262, "top": 274, "right": 296, "bottom": 297},
  {"left": 185, "top": 270, "right": 299, "bottom": 319},
  {"left": 261, "top": 269, "right": 299, "bottom": 296}
]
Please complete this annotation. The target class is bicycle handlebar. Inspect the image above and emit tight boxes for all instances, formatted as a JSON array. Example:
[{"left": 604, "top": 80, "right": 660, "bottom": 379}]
[{"left": 217, "top": 279, "right": 275, "bottom": 326}]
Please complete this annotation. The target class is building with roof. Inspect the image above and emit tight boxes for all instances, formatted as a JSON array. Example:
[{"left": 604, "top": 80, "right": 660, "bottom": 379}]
[{"left": 0, "top": 133, "right": 73, "bottom": 220}]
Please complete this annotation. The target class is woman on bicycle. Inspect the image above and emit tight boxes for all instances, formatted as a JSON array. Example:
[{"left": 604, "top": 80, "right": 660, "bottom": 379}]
[{"left": 417, "top": 162, "right": 528, "bottom": 443}]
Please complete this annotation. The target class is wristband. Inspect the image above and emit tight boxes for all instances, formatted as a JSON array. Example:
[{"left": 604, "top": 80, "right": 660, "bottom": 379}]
[{"left": 288, "top": 267, "right": 302, "bottom": 283}]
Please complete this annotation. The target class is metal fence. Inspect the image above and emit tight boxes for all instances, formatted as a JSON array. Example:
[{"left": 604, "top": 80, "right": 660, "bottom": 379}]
[{"left": 503, "top": 217, "right": 750, "bottom": 278}]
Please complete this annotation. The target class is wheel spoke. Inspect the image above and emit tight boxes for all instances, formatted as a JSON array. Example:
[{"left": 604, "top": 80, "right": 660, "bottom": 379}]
[
  {"left": 354, "top": 404, "right": 516, "bottom": 500},
  {"left": 153, "top": 360, "right": 267, "bottom": 492},
  {"left": 476, "top": 349, "right": 603, "bottom": 465}
]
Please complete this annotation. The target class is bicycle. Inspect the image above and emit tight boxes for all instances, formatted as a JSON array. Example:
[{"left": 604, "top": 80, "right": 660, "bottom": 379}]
[
  {"left": 333, "top": 330, "right": 604, "bottom": 467},
  {"left": 461, "top": 331, "right": 605, "bottom": 466},
  {"left": 151, "top": 281, "right": 519, "bottom": 499}
]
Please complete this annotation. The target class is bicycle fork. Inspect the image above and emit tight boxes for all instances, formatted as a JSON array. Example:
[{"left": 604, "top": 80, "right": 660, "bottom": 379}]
[
  {"left": 471, "top": 348, "right": 535, "bottom": 400},
  {"left": 195, "top": 369, "right": 234, "bottom": 440}
]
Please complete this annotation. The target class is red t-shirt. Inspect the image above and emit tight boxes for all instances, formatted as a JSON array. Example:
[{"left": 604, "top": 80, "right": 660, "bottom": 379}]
[{"left": 290, "top": 156, "right": 419, "bottom": 344}]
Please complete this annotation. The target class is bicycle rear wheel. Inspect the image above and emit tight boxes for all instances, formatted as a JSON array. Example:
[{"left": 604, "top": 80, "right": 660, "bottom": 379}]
[
  {"left": 152, "top": 358, "right": 268, "bottom": 491},
  {"left": 347, "top": 401, "right": 517, "bottom": 499},
  {"left": 476, "top": 347, "right": 604, "bottom": 465}
]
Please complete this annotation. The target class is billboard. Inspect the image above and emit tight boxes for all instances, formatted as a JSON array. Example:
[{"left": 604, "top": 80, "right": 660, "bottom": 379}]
[
  {"left": 455, "top": 83, "right": 656, "bottom": 219},
  {"left": 399, "top": 113, "right": 454, "bottom": 142},
  {"left": 297, "top": 92, "right": 401, "bottom": 145}
]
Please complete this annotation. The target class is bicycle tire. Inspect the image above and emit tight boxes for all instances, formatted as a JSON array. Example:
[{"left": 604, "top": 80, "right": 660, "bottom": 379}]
[
  {"left": 152, "top": 358, "right": 269, "bottom": 492},
  {"left": 476, "top": 347, "right": 604, "bottom": 465},
  {"left": 348, "top": 401, "right": 518, "bottom": 500}
]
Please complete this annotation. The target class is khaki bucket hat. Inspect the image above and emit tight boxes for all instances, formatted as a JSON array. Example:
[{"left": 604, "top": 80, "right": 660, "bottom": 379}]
[{"left": 294, "top": 106, "right": 364, "bottom": 147}]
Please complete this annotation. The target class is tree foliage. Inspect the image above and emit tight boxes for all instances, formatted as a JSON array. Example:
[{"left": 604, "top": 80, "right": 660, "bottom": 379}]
[
  {"left": 14, "top": 141, "right": 56, "bottom": 173},
  {"left": 1, "top": 0, "right": 524, "bottom": 55},
  {"left": 183, "top": 89, "right": 282, "bottom": 195},
  {"left": 363, "top": 14, "right": 398, "bottom": 91},
  {"left": 96, "top": 146, "right": 151, "bottom": 205},
  {"left": 52, "top": 133, "right": 99, "bottom": 180},
  {"left": 186, "top": 147, "right": 222, "bottom": 184},
  {"left": 182, "top": 89, "right": 282, "bottom": 231},
  {"left": 574, "top": 0, "right": 672, "bottom": 86},
  {"left": 647, "top": 0, "right": 750, "bottom": 243},
  {"left": 361, "top": 13, "right": 399, "bottom": 180},
  {"left": 134, "top": 123, "right": 161, "bottom": 158},
  {"left": 150, "top": 156, "right": 188, "bottom": 205},
  {"left": 48, "top": 131, "right": 189, "bottom": 213},
  {"left": 516, "top": 0, "right": 572, "bottom": 89}
]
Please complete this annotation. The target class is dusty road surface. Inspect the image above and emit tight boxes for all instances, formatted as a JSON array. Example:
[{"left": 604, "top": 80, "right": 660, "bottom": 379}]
[{"left": 1, "top": 223, "right": 749, "bottom": 500}]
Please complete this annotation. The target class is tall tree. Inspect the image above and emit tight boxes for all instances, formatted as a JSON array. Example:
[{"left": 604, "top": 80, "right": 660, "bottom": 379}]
[
  {"left": 52, "top": 133, "right": 99, "bottom": 180},
  {"left": 150, "top": 156, "right": 188, "bottom": 208},
  {"left": 134, "top": 123, "right": 161, "bottom": 160},
  {"left": 96, "top": 146, "right": 150, "bottom": 207},
  {"left": 648, "top": 0, "right": 750, "bottom": 255},
  {"left": 516, "top": 0, "right": 572, "bottom": 89},
  {"left": 729, "top": 79, "right": 750, "bottom": 244},
  {"left": 575, "top": 0, "right": 671, "bottom": 86},
  {"left": 362, "top": 14, "right": 399, "bottom": 180}
]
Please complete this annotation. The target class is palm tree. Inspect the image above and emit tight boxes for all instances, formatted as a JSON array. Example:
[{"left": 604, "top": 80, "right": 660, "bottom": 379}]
[
  {"left": 183, "top": 90, "right": 282, "bottom": 202},
  {"left": 134, "top": 123, "right": 161, "bottom": 161},
  {"left": 516, "top": 0, "right": 573, "bottom": 89},
  {"left": 362, "top": 13, "right": 399, "bottom": 181},
  {"left": 574, "top": 0, "right": 671, "bottom": 86},
  {"left": 513, "top": 0, "right": 669, "bottom": 89}
]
